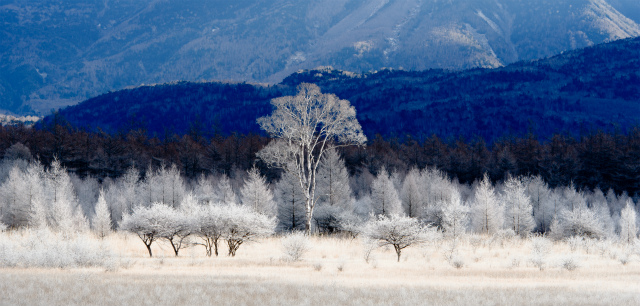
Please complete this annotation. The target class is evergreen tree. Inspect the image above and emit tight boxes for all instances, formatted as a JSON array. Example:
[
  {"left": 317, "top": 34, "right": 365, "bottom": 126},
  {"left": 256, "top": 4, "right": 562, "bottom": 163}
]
[
  {"left": 92, "top": 189, "right": 112, "bottom": 239},
  {"left": 400, "top": 168, "right": 424, "bottom": 218},
  {"left": 240, "top": 167, "right": 276, "bottom": 216},
  {"left": 619, "top": 200, "right": 638, "bottom": 244},
  {"left": 275, "top": 170, "right": 306, "bottom": 231},
  {"left": 441, "top": 190, "right": 468, "bottom": 239},
  {"left": 215, "top": 174, "right": 237, "bottom": 204},
  {"left": 45, "top": 158, "right": 78, "bottom": 233},
  {"left": 316, "top": 148, "right": 353, "bottom": 210},
  {"left": 470, "top": 174, "right": 503, "bottom": 234},
  {"left": 502, "top": 176, "right": 535, "bottom": 236},
  {"left": 370, "top": 167, "right": 401, "bottom": 216}
]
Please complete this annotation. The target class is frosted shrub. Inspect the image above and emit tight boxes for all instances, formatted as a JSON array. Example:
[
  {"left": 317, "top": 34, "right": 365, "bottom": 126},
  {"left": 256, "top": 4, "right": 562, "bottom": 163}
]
[
  {"left": 491, "top": 229, "right": 516, "bottom": 247},
  {"left": 450, "top": 255, "right": 464, "bottom": 269},
  {"left": 596, "top": 239, "right": 613, "bottom": 257},
  {"left": 618, "top": 252, "right": 631, "bottom": 265},
  {"left": 0, "top": 228, "right": 117, "bottom": 269},
  {"left": 530, "top": 236, "right": 552, "bottom": 271},
  {"left": 442, "top": 239, "right": 459, "bottom": 263},
  {"left": 362, "top": 237, "right": 377, "bottom": 264},
  {"left": 531, "top": 236, "right": 553, "bottom": 255},
  {"left": 583, "top": 238, "right": 597, "bottom": 254},
  {"left": 468, "top": 234, "right": 483, "bottom": 253},
  {"left": 567, "top": 236, "right": 584, "bottom": 252},
  {"left": 559, "top": 255, "right": 580, "bottom": 271},
  {"left": 281, "top": 232, "right": 310, "bottom": 262}
]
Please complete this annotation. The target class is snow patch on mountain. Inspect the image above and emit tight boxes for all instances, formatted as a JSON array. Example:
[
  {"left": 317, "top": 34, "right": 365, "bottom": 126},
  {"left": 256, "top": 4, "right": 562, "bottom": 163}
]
[{"left": 584, "top": 0, "right": 640, "bottom": 40}]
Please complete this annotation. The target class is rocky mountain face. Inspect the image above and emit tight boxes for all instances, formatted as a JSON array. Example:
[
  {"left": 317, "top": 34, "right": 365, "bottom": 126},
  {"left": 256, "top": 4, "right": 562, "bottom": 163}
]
[{"left": 2, "top": 0, "right": 639, "bottom": 114}]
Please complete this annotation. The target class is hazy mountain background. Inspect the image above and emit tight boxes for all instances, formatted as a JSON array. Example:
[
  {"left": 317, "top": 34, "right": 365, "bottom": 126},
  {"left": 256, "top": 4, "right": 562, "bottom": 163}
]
[
  {"left": 47, "top": 37, "right": 640, "bottom": 143},
  {"left": 2, "top": 0, "right": 639, "bottom": 115}
]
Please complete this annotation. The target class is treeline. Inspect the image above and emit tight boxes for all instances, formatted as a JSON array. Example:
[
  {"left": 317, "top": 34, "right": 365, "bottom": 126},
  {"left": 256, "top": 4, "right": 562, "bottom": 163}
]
[{"left": 1, "top": 121, "right": 638, "bottom": 196}]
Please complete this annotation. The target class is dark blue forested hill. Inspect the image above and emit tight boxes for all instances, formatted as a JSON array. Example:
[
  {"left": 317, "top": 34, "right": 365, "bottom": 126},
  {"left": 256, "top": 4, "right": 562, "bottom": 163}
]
[{"left": 44, "top": 37, "right": 640, "bottom": 142}]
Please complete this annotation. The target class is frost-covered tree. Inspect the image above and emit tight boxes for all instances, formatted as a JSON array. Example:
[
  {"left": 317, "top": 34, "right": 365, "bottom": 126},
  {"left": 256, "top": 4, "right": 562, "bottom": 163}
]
[
  {"left": 440, "top": 190, "right": 468, "bottom": 238},
  {"left": 193, "top": 174, "right": 215, "bottom": 203},
  {"left": 502, "top": 176, "right": 535, "bottom": 236},
  {"left": 154, "top": 203, "right": 192, "bottom": 256},
  {"left": 470, "top": 174, "right": 503, "bottom": 234},
  {"left": 562, "top": 183, "right": 587, "bottom": 212},
  {"left": 316, "top": 148, "right": 353, "bottom": 210},
  {"left": 525, "top": 175, "right": 553, "bottom": 232},
  {"left": 120, "top": 205, "right": 165, "bottom": 257},
  {"left": 140, "top": 164, "right": 185, "bottom": 208},
  {"left": 106, "top": 166, "right": 140, "bottom": 225},
  {"left": 24, "top": 162, "right": 46, "bottom": 228},
  {"left": 70, "top": 174, "right": 99, "bottom": 219},
  {"left": 257, "top": 83, "right": 366, "bottom": 234},
  {"left": 215, "top": 174, "right": 237, "bottom": 204},
  {"left": 363, "top": 214, "right": 427, "bottom": 262},
  {"left": 370, "top": 167, "right": 401, "bottom": 216},
  {"left": 0, "top": 165, "right": 30, "bottom": 228},
  {"left": 240, "top": 167, "right": 276, "bottom": 216},
  {"left": 92, "top": 189, "right": 112, "bottom": 239},
  {"left": 45, "top": 159, "right": 78, "bottom": 233},
  {"left": 275, "top": 170, "right": 307, "bottom": 231},
  {"left": 400, "top": 168, "right": 424, "bottom": 218},
  {"left": 619, "top": 200, "right": 638, "bottom": 244},
  {"left": 193, "top": 204, "right": 226, "bottom": 257},
  {"left": 159, "top": 164, "right": 185, "bottom": 207},
  {"left": 222, "top": 204, "right": 275, "bottom": 256},
  {"left": 552, "top": 204, "right": 605, "bottom": 239},
  {"left": 421, "top": 167, "right": 456, "bottom": 225}
]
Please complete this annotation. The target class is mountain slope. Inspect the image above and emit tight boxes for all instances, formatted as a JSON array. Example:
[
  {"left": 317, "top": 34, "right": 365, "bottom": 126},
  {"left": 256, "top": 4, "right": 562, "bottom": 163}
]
[
  {"left": 2, "top": 0, "right": 639, "bottom": 114},
  {"left": 47, "top": 37, "right": 640, "bottom": 143}
]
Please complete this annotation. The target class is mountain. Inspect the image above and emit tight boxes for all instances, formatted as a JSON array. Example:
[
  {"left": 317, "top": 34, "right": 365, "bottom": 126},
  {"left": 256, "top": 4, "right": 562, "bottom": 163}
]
[
  {"left": 46, "top": 37, "right": 640, "bottom": 143},
  {"left": 2, "top": 0, "right": 640, "bottom": 115}
]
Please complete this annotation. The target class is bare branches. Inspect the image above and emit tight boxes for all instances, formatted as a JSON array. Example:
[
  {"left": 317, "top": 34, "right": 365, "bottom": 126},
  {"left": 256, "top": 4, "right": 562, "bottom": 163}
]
[{"left": 257, "top": 83, "right": 366, "bottom": 233}]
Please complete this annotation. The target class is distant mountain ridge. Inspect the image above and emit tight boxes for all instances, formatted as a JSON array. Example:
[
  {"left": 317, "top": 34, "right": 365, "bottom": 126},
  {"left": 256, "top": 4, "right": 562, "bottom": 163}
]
[
  {"left": 2, "top": 0, "right": 640, "bottom": 114},
  {"left": 47, "top": 37, "right": 640, "bottom": 143}
]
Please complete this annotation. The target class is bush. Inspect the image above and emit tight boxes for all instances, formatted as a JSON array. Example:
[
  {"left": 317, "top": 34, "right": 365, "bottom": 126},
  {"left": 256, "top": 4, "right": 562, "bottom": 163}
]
[
  {"left": 559, "top": 255, "right": 580, "bottom": 271},
  {"left": 530, "top": 236, "right": 552, "bottom": 271},
  {"left": 567, "top": 236, "right": 584, "bottom": 252},
  {"left": 281, "top": 232, "right": 310, "bottom": 261},
  {"left": 450, "top": 255, "right": 465, "bottom": 269},
  {"left": 0, "top": 228, "right": 117, "bottom": 269},
  {"left": 363, "top": 214, "right": 428, "bottom": 262}
]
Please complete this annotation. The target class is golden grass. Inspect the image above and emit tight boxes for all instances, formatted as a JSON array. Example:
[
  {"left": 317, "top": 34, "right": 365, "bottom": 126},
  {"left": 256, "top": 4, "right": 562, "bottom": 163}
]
[{"left": 1, "top": 233, "right": 639, "bottom": 306}]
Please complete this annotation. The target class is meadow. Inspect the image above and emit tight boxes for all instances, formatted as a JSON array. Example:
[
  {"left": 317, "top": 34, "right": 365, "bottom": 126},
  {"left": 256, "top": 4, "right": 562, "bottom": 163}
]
[{"left": 1, "top": 232, "right": 639, "bottom": 306}]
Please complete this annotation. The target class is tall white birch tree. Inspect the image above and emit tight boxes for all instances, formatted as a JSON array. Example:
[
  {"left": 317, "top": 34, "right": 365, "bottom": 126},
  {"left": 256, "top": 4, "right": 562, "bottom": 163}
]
[{"left": 257, "top": 83, "right": 366, "bottom": 234}]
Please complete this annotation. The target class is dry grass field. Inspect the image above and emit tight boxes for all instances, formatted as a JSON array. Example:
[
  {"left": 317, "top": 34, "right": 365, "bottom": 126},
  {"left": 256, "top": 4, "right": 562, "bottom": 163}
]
[{"left": 1, "top": 233, "right": 639, "bottom": 306}]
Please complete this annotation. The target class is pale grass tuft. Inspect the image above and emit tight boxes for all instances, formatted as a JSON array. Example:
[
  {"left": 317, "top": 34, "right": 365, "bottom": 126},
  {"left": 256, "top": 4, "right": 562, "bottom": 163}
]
[
  {"left": 281, "top": 232, "right": 311, "bottom": 262},
  {"left": 567, "top": 236, "right": 584, "bottom": 252}
]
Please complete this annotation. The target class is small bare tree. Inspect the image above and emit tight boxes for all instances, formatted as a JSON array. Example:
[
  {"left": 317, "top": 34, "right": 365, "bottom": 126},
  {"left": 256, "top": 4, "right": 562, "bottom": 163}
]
[
  {"left": 363, "top": 214, "right": 427, "bottom": 262},
  {"left": 257, "top": 83, "right": 366, "bottom": 234}
]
